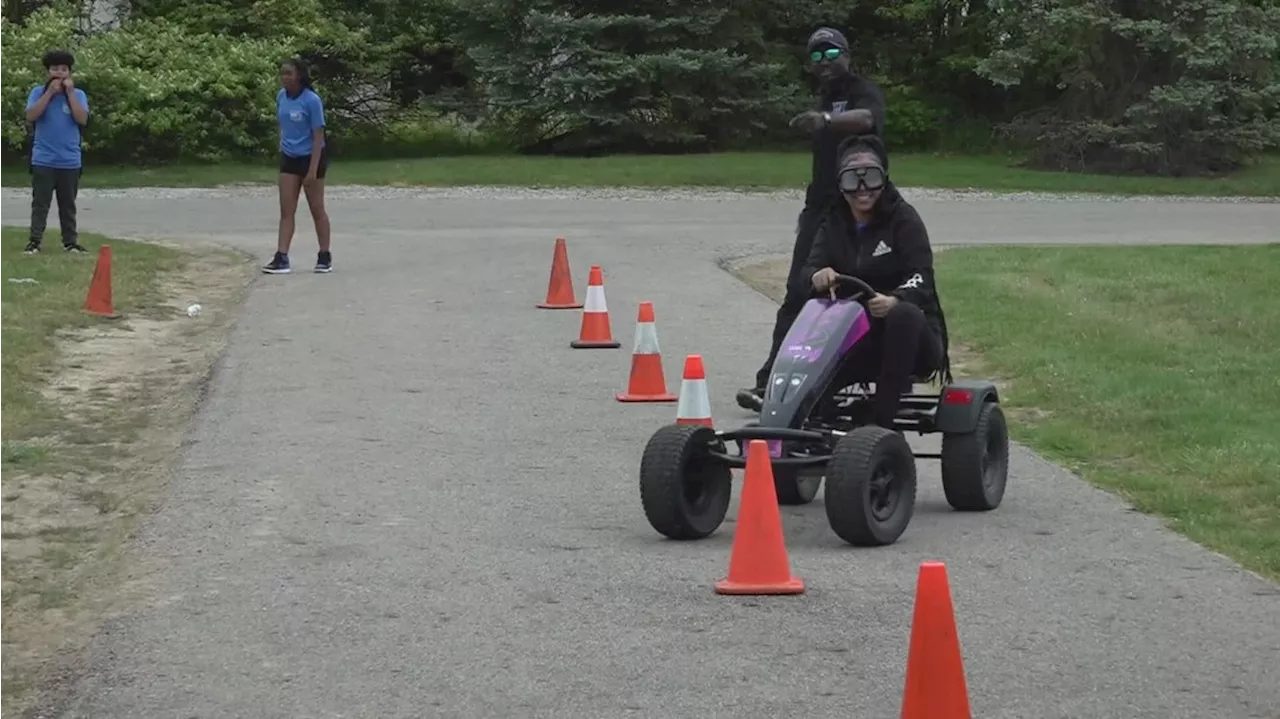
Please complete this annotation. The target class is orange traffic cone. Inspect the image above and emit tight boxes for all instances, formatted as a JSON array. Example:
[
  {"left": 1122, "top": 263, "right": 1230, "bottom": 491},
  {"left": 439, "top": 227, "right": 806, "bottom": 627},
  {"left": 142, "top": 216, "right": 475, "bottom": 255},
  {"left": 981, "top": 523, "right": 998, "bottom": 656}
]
[
  {"left": 900, "top": 561, "right": 972, "bottom": 719},
  {"left": 715, "top": 439, "right": 805, "bottom": 596},
  {"left": 84, "top": 244, "right": 119, "bottom": 318},
  {"left": 675, "top": 354, "right": 713, "bottom": 426},
  {"left": 536, "top": 236, "right": 584, "bottom": 310},
  {"left": 570, "top": 265, "right": 621, "bottom": 349},
  {"left": 616, "top": 302, "right": 678, "bottom": 403}
]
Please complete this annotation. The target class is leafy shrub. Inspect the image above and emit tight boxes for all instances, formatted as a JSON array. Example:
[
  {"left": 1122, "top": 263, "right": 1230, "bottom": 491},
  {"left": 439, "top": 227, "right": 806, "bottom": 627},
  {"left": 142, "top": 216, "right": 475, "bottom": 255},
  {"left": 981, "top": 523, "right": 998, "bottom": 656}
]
[
  {"left": 332, "top": 114, "right": 510, "bottom": 159},
  {"left": 878, "top": 82, "right": 943, "bottom": 151},
  {"left": 2, "top": 7, "right": 294, "bottom": 163}
]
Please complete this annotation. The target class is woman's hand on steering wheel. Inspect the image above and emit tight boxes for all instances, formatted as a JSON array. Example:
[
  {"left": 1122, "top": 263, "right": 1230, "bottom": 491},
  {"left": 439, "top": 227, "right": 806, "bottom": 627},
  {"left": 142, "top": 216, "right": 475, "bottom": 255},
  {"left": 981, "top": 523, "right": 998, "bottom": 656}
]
[
  {"left": 812, "top": 267, "right": 840, "bottom": 298},
  {"left": 814, "top": 270, "right": 878, "bottom": 302}
]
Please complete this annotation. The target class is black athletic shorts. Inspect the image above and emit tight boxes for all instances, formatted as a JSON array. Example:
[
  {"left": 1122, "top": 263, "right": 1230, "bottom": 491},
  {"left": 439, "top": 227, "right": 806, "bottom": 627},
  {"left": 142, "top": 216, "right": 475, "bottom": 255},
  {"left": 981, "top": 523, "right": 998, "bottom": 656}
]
[{"left": 279, "top": 149, "right": 329, "bottom": 179}]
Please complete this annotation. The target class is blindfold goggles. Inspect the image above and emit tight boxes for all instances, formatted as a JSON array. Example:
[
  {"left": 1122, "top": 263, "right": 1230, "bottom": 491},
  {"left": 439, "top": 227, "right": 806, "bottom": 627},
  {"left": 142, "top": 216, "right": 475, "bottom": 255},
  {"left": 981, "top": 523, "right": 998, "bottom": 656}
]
[{"left": 838, "top": 165, "right": 887, "bottom": 193}]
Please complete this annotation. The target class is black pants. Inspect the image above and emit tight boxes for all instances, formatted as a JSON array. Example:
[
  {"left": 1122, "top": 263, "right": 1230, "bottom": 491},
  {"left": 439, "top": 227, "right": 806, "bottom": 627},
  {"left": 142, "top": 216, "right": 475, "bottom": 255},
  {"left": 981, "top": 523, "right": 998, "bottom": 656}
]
[
  {"left": 832, "top": 301, "right": 944, "bottom": 427},
  {"left": 29, "top": 166, "right": 81, "bottom": 247},
  {"left": 754, "top": 206, "right": 827, "bottom": 389}
]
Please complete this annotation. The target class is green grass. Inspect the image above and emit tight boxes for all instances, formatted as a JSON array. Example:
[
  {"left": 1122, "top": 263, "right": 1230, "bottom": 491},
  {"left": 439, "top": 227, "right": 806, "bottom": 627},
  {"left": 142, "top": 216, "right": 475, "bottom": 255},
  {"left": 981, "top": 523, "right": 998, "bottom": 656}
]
[
  {"left": 2, "top": 227, "right": 190, "bottom": 718},
  {"left": 0, "top": 226, "right": 186, "bottom": 711},
  {"left": 4, "top": 152, "right": 1279, "bottom": 196},
  {"left": 2, "top": 228, "right": 184, "bottom": 451},
  {"left": 935, "top": 245, "right": 1280, "bottom": 581}
]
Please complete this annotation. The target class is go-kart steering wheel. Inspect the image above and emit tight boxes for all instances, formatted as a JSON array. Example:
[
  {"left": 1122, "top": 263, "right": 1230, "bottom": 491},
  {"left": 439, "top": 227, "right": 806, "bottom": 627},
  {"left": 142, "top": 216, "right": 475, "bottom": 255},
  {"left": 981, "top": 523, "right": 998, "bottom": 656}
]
[{"left": 831, "top": 274, "right": 876, "bottom": 301}]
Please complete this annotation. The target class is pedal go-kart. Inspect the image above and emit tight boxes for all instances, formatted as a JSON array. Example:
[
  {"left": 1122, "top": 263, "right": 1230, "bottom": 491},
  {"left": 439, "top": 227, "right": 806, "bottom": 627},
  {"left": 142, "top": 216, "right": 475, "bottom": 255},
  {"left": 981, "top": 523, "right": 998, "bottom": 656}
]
[{"left": 639, "top": 274, "right": 1009, "bottom": 547}]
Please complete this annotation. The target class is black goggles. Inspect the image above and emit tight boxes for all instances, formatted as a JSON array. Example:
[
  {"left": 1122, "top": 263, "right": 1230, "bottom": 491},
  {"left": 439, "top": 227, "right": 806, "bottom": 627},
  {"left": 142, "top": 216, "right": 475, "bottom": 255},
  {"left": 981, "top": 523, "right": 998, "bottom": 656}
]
[{"left": 838, "top": 166, "right": 887, "bottom": 193}]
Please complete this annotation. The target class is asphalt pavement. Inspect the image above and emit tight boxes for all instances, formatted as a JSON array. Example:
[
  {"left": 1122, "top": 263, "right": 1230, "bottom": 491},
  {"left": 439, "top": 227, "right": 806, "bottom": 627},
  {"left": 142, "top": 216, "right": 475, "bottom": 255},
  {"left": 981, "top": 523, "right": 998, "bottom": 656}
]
[{"left": 3, "top": 186, "right": 1278, "bottom": 719}]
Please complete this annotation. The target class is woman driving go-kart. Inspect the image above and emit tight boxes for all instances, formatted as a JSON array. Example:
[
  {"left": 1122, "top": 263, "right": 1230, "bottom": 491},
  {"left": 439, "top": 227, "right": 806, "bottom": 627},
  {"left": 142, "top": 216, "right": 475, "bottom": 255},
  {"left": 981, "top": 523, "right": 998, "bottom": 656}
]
[
  {"left": 638, "top": 133, "right": 1008, "bottom": 546},
  {"left": 801, "top": 134, "right": 953, "bottom": 429}
]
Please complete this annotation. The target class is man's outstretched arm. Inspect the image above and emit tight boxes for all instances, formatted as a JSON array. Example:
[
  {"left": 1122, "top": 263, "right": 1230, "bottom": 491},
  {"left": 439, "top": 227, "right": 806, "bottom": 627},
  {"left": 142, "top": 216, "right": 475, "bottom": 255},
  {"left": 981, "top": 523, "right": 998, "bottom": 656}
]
[
  {"left": 826, "top": 108, "right": 876, "bottom": 134},
  {"left": 792, "top": 87, "right": 886, "bottom": 137}
]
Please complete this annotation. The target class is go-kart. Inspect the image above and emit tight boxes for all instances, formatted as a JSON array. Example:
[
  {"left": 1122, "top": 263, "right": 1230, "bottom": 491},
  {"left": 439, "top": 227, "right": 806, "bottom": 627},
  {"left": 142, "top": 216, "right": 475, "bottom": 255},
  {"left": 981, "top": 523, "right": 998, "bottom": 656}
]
[{"left": 639, "top": 274, "right": 1009, "bottom": 547}]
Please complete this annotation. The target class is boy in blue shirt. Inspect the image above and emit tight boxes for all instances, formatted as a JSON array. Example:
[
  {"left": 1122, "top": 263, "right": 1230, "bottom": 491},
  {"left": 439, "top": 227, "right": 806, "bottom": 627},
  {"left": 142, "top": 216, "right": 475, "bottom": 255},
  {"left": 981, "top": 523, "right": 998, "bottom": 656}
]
[{"left": 24, "top": 49, "right": 90, "bottom": 254}]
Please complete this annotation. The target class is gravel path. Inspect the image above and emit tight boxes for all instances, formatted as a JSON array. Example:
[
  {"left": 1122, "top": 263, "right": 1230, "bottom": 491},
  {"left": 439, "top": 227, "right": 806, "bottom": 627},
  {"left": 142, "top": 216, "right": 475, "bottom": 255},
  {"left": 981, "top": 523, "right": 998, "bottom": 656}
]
[
  {"left": 8, "top": 184, "right": 1278, "bottom": 203},
  {"left": 3, "top": 186, "right": 1278, "bottom": 719}
]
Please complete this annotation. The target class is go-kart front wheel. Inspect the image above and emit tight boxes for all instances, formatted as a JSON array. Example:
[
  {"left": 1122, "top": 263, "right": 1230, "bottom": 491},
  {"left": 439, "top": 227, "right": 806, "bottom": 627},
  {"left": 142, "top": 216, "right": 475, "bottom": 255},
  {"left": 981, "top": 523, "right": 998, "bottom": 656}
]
[
  {"left": 940, "top": 401, "right": 1009, "bottom": 511},
  {"left": 824, "top": 426, "right": 918, "bottom": 546},
  {"left": 639, "top": 424, "right": 733, "bottom": 540}
]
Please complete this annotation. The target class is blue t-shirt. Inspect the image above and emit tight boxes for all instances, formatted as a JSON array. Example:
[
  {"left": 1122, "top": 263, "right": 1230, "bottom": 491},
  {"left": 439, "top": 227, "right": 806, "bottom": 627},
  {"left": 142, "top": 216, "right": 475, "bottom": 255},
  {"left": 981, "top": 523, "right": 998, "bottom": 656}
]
[
  {"left": 26, "top": 85, "right": 88, "bottom": 169},
  {"left": 277, "top": 88, "right": 326, "bottom": 158}
]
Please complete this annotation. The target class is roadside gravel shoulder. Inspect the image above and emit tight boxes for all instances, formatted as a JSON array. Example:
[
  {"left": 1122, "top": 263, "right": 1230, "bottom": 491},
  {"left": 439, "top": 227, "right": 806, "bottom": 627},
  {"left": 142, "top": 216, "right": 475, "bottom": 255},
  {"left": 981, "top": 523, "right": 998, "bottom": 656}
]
[{"left": 3, "top": 185, "right": 1277, "bottom": 204}]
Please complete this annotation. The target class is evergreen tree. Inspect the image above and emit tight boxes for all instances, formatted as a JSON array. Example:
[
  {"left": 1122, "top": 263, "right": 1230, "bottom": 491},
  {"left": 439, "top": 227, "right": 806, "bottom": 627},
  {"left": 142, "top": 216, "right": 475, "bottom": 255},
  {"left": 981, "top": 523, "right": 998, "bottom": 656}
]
[
  {"left": 977, "top": 0, "right": 1280, "bottom": 174},
  {"left": 458, "top": 0, "right": 805, "bottom": 153}
]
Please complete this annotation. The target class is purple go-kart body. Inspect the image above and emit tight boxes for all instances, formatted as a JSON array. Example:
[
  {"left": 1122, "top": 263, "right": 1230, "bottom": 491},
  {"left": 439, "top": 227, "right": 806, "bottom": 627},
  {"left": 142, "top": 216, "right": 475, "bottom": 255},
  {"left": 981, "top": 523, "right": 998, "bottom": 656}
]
[{"left": 758, "top": 294, "right": 872, "bottom": 457}]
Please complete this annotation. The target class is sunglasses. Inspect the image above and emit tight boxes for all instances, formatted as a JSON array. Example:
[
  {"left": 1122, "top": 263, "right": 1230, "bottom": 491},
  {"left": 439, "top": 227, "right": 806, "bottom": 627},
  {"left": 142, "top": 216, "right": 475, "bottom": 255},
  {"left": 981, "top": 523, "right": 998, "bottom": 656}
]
[
  {"left": 838, "top": 166, "right": 887, "bottom": 193},
  {"left": 810, "top": 47, "right": 843, "bottom": 63}
]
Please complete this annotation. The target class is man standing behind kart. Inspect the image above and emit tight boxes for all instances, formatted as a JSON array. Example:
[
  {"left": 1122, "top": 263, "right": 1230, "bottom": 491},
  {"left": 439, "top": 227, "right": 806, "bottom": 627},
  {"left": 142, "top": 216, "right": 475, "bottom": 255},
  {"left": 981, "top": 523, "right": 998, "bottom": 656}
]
[
  {"left": 736, "top": 27, "right": 887, "bottom": 412},
  {"left": 24, "top": 49, "right": 90, "bottom": 254}
]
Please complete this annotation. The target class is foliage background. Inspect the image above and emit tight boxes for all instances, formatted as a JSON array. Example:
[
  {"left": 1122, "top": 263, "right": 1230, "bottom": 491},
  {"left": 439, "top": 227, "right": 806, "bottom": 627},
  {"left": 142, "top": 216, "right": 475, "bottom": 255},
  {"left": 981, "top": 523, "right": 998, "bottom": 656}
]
[{"left": 3, "top": 0, "right": 1278, "bottom": 175}]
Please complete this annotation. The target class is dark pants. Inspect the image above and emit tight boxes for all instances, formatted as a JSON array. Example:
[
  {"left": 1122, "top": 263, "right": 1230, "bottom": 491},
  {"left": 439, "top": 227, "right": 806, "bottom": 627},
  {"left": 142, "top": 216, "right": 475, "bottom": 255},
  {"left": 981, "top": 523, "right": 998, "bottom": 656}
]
[
  {"left": 279, "top": 150, "right": 329, "bottom": 179},
  {"left": 29, "top": 165, "right": 81, "bottom": 247},
  {"left": 833, "top": 301, "right": 944, "bottom": 427},
  {"left": 754, "top": 206, "right": 827, "bottom": 389}
]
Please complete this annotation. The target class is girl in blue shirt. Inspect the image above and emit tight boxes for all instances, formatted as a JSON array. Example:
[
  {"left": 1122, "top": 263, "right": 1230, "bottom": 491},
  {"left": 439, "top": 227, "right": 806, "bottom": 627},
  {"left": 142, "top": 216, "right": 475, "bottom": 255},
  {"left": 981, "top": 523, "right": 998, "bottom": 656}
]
[{"left": 263, "top": 57, "right": 333, "bottom": 274}]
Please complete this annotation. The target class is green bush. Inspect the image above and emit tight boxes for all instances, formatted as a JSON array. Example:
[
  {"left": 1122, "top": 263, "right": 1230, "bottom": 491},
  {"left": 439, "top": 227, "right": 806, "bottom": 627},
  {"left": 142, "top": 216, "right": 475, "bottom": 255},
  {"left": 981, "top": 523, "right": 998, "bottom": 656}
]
[
  {"left": 878, "top": 82, "right": 943, "bottom": 151},
  {"left": 3, "top": 7, "right": 293, "bottom": 163},
  {"left": 332, "top": 115, "right": 510, "bottom": 159}
]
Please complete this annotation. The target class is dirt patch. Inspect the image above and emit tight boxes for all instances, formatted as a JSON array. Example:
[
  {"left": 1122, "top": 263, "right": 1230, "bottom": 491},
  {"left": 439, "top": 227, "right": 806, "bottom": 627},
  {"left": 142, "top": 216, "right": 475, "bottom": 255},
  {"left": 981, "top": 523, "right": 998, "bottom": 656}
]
[
  {"left": 724, "top": 253, "right": 1036, "bottom": 418},
  {"left": 1, "top": 241, "right": 257, "bottom": 718}
]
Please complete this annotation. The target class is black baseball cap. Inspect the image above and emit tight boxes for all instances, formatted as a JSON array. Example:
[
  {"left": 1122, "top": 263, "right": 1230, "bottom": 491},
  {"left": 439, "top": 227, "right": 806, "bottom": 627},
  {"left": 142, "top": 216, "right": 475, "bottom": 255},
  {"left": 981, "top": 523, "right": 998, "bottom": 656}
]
[{"left": 807, "top": 27, "right": 850, "bottom": 52}]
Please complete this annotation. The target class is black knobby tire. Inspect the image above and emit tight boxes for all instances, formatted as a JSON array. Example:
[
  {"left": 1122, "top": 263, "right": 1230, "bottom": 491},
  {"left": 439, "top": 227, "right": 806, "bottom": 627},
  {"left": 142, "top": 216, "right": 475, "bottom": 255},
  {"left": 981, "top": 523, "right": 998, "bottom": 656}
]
[
  {"left": 824, "top": 426, "right": 918, "bottom": 546},
  {"left": 639, "top": 424, "right": 733, "bottom": 540},
  {"left": 940, "top": 401, "right": 1010, "bottom": 511}
]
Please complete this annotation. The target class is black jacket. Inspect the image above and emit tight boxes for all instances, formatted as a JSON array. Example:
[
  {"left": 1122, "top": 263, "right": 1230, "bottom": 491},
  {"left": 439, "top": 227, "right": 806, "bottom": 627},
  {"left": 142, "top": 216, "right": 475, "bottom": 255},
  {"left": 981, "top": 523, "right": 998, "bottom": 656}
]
[
  {"left": 800, "top": 183, "right": 952, "bottom": 375},
  {"left": 804, "top": 74, "right": 887, "bottom": 212}
]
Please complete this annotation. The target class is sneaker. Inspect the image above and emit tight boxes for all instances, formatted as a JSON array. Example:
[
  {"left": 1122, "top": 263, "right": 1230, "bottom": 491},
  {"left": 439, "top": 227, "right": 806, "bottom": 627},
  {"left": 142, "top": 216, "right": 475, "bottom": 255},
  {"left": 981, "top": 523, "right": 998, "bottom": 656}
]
[
  {"left": 262, "top": 252, "right": 291, "bottom": 274},
  {"left": 735, "top": 387, "right": 765, "bottom": 412},
  {"left": 24, "top": 241, "right": 40, "bottom": 254},
  {"left": 63, "top": 243, "right": 88, "bottom": 253},
  {"left": 314, "top": 251, "right": 332, "bottom": 273}
]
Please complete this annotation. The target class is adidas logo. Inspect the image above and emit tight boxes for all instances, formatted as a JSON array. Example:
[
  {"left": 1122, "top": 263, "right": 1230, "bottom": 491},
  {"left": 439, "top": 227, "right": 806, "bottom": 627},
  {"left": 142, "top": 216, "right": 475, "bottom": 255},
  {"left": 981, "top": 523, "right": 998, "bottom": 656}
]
[{"left": 872, "top": 240, "right": 892, "bottom": 257}]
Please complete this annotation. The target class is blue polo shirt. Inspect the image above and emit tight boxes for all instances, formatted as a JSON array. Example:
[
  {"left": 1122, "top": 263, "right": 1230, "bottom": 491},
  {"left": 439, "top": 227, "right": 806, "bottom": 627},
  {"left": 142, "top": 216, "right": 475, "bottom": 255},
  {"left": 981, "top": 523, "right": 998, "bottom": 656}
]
[
  {"left": 277, "top": 88, "right": 326, "bottom": 158},
  {"left": 26, "top": 85, "right": 88, "bottom": 169}
]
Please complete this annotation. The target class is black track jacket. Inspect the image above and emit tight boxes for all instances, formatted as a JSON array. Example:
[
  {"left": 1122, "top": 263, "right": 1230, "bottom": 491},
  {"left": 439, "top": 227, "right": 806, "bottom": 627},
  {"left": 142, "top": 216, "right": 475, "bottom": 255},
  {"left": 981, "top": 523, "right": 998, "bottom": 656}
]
[
  {"left": 800, "top": 183, "right": 951, "bottom": 360},
  {"left": 804, "top": 74, "right": 887, "bottom": 213}
]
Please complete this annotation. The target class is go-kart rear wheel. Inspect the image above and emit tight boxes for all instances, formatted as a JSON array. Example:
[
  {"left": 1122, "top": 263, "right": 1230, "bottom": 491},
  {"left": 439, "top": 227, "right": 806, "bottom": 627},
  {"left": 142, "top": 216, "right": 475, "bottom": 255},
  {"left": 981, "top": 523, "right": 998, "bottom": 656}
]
[
  {"left": 940, "top": 401, "right": 1009, "bottom": 511},
  {"left": 774, "top": 469, "right": 822, "bottom": 505},
  {"left": 639, "top": 424, "right": 733, "bottom": 540},
  {"left": 823, "top": 426, "right": 917, "bottom": 547}
]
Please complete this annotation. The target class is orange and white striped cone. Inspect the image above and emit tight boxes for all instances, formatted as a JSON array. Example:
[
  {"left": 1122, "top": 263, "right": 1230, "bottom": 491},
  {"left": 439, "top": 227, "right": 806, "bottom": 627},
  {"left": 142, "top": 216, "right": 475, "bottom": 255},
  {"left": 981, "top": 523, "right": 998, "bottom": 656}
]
[
  {"left": 617, "top": 301, "right": 678, "bottom": 403},
  {"left": 570, "top": 265, "right": 622, "bottom": 349},
  {"left": 675, "top": 354, "right": 713, "bottom": 427}
]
